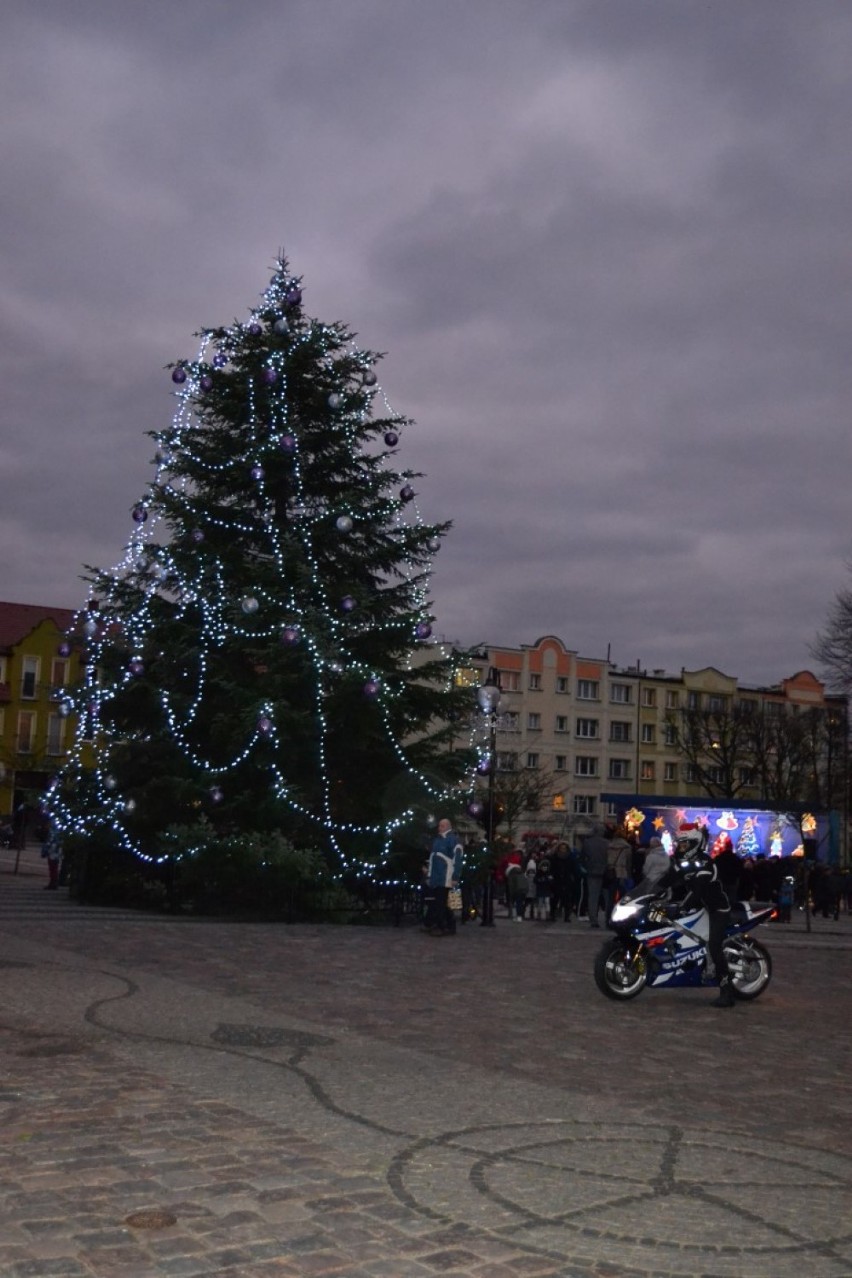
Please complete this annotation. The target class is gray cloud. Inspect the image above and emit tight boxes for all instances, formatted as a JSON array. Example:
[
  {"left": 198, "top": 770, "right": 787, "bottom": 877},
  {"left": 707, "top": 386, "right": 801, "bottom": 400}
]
[{"left": 2, "top": 0, "right": 850, "bottom": 686}]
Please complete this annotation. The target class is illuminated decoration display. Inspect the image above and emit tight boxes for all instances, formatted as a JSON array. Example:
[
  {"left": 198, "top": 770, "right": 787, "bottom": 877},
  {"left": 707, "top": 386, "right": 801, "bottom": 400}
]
[
  {"left": 623, "top": 806, "right": 645, "bottom": 835},
  {"left": 603, "top": 797, "right": 832, "bottom": 862},
  {"left": 46, "top": 256, "right": 477, "bottom": 876}
]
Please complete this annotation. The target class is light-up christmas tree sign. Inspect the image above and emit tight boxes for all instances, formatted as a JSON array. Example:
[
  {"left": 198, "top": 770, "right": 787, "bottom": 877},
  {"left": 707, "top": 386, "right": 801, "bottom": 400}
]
[{"left": 48, "top": 256, "right": 475, "bottom": 876}]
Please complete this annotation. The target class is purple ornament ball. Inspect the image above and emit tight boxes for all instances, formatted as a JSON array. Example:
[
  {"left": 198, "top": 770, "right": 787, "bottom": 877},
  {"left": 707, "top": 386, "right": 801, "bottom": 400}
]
[
  {"left": 199, "top": 374, "right": 213, "bottom": 392},
  {"left": 384, "top": 431, "right": 399, "bottom": 447},
  {"left": 263, "top": 366, "right": 278, "bottom": 385},
  {"left": 191, "top": 528, "right": 205, "bottom": 543},
  {"left": 248, "top": 322, "right": 262, "bottom": 336},
  {"left": 279, "top": 433, "right": 296, "bottom": 453},
  {"left": 415, "top": 622, "right": 432, "bottom": 640},
  {"left": 476, "top": 757, "right": 491, "bottom": 775},
  {"left": 129, "top": 658, "right": 145, "bottom": 677},
  {"left": 281, "top": 625, "right": 301, "bottom": 646},
  {"left": 363, "top": 679, "right": 380, "bottom": 700},
  {"left": 363, "top": 370, "right": 377, "bottom": 387},
  {"left": 285, "top": 286, "right": 302, "bottom": 306},
  {"left": 340, "top": 595, "right": 356, "bottom": 613},
  {"left": 400, "top": 485, "right": 414, "bottom": 503},
  {"left": 258, "top": 715, "right": 273, "bottom": 735},
  {"left": 132, "top": 503, "right": 148, "bottom": 523},
  {"left": 467, "top": 800, "right": 484, "bottom": 819},
  {"left": 250, "top": 465, "right": 264, "bottom": 481},
  {"left": 212, "top": 352, "right": 227, "bottom": 368},
  {"left": 57, "top": 641, "right": 72, "bottom": 658},
  {"left": 171, "top": 367, "right": 187, "bottom": 385},
  {"left": 209, "top": 785, "right": 224, "bottom": 804}
]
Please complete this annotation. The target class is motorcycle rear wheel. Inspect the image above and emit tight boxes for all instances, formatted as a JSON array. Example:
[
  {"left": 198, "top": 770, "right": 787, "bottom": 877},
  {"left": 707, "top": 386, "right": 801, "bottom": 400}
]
[
  {"left": 594, "top": 938, "right": 647, "bottom": 1000},
  {"left": 724, "top": 937, "right": 772, "bottom": 1000}
]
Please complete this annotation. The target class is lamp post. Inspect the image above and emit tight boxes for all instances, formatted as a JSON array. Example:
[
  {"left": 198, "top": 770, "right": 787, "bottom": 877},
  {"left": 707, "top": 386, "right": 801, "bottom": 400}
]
[{"left": 477, "top": 667, "right": 502, "bottom": 928}]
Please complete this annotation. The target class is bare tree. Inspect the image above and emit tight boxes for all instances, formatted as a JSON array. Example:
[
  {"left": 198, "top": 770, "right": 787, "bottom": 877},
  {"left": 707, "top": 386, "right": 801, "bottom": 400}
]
[
  {"left": 812, "top": 579, "right": 852, "bottom": 694},
  {"left": 493, "top": 764, "right": 560, "bottom": 842},
  {"left": 666, "top": 703, "right": 760, "bottom": 800},
  {"left": 669, "top": 700, "right": 848, "bottom": 831}
]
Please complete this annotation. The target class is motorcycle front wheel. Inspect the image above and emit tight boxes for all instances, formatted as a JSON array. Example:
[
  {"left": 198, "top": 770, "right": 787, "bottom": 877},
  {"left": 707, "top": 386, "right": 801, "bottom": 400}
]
[
  {"left": 594, "top": 938, "right": 647, "bottom": 1000},
  {"left": 724, "top": 937, "right": 772, "bottom": 1000}
]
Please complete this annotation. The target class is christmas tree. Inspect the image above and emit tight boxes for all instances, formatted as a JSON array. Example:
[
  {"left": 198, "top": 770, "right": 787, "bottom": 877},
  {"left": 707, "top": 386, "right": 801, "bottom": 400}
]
[
  {"left": 48, "top": 256, "right": 475, "bottom": 883},
  {"left": 736, "top": 816, "right": 759, "bottom": 858}
]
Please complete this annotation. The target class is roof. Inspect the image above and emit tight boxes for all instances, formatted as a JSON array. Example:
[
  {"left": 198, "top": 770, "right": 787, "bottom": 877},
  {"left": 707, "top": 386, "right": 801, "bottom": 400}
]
[{"left": 0, "top": 601, "right": 77, "bottom": 650}]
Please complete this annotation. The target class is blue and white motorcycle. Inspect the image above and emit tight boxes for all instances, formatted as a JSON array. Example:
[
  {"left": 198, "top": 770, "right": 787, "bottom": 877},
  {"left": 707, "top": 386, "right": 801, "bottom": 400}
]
[{"left": 594, "top": 884, "right": 775, "bottom": 1002}]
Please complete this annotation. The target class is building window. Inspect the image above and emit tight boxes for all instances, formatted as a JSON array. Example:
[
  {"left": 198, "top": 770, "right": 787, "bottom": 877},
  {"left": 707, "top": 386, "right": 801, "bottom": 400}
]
[
  {"left": 687, "top": 691, "right": 701, "bottom": 710},
  {"left": 575, "top": 755, "right": 599, "bottom": 777},
  {"left": 555, "top": 715, "right": 569, "bottom": 733},
  {"left": 665, "top": 690, "right": 679, "bottom": 710},
  {"left": 664, "top": 762, "right": 677, "bottom": 782},
  {"left": 608, "top": 759, "right": 631, "bottom": 780},
  {"left": 684, "top": 764, "right": 698, "bottom": 783},
  {"left": 555, "top": 754, "right": 567, "bottom": 771},
  {"left": 498, "top": 670, "right": 521, "bottom": 692},
  {"left": 526, "top": 752, "right": 540, "bottom": 769},
  {"left": 21, "top": 656, "right": 40, "bottom": 700},
  {"left": 527, "top": 712, "right": 541, "bottom": 731},
  {"left": 556, "top": 676, "right": 569, "bottom": 694},
  {"left": 641, "top": 760, "right": 656, "bottom": 781},
  {"left": 609, "top": 721, "right": 632, "bottom": 743},
  {"left": 642, "top": 687, "right": 657, "bottom": 708},
  {"left": 708, "top": 765, "right": 724, "bottom": 784},
  {"left": 501, "top": 711, "right": 520, "bottom": 732},
  {"left": 47, "top": 713, "right": 66, "bottom": 755},
  {"left": 737, "top": 697, "right": 758, "bottom": 713},
  {"left": 51, "top": 657, "right": 69, "bottom": 689},
  {"left": 455, "top": 667, "right": 481, "bottom": 689},
  {"left": 663, "top": 724, "right": 677, "bottom": 746},
  {"left": 576, "top": 718, "right": 599, "bottom": 739},
  {"left": 738, "top": 766, "right": 757, "bottom": 785},
  {"left": 610, "top": 683, "right": 632, "bottom": 704},
  {"left": 707, "top": 695, "right": 726, "bottom": 713},
  {"left": 577, "top": 679, "right": 599, "bottom": 700},
  {"left": 497, "top": 751, "right": 518, "bottom": 771},
  {"left": 641, "top": 723, "right": 655, "bottom": 744},
  {"left": 528, "top": 673, "right": 541, "bottom": 691},
  {"left": 573, "top": 794, "right": 597, "bottom": 815},
  {"left": 17, "top": 711, "right": 36, "bottom": 753}
]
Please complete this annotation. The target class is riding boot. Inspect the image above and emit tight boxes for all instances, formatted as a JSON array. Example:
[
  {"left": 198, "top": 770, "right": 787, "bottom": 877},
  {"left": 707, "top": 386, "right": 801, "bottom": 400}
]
[{"left": 711, "top": 976, "right": 736, "bottom": 1008}]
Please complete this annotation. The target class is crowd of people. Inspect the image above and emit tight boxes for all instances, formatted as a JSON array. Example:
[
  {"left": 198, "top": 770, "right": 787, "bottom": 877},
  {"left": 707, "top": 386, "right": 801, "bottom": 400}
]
[{"left": 420, "top": 817, "right": 852, "bottom": 934}]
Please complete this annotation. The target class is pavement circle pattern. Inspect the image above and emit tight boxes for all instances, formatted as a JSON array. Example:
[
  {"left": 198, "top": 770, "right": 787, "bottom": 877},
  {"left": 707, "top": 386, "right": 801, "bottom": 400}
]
[{"left": 388, "top": 1119, "right": 852, "bottom": 1274}]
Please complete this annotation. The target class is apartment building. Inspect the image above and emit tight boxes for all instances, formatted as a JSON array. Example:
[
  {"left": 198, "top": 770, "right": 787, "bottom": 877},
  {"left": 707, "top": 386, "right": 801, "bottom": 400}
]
[
  {"left": 454, "top": 634, "right": 847, "bottom": 839},
  {"left": 0, "top": 601, "right": 84, "bottom": 818}
]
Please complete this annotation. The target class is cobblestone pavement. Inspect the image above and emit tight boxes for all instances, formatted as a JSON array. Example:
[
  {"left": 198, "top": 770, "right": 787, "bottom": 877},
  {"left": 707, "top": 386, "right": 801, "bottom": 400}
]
[{"left": 1, "top": 863, "right": 851, "bottom": 1278}]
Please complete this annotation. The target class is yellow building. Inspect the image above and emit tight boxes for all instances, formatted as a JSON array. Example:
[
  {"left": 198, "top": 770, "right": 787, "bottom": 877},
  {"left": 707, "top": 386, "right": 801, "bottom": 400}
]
[{"left": 0, "top": 601, "right": 84, "bottom": 820}]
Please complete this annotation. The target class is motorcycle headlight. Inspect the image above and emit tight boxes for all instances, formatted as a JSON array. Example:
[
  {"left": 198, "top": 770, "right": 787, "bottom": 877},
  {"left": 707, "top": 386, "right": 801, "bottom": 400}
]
[{"left": 610, "top": 899, "right": 641, "bottom": 924}]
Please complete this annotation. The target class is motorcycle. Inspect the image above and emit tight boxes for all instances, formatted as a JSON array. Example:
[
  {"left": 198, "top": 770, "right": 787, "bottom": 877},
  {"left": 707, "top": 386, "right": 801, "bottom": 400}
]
[{"left": 594, "top": 883, "right": 775, "bottom": 1002}]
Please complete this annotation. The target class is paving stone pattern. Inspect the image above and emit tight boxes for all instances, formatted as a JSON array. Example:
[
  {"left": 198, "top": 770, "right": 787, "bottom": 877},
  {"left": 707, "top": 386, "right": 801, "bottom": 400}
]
[{"left": 1, "top": 866, "right": 851, "bottom": 1277}]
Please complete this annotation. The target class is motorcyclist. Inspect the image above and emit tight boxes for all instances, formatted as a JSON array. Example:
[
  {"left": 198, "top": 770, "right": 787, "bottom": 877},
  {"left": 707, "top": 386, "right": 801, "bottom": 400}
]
[{"left": 661, "top": 823, "right": 735, "bottom": 1009}]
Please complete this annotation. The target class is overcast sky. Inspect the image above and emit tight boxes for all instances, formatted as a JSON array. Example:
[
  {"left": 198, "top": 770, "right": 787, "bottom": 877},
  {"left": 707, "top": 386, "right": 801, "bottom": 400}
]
[{"left": 3, "top": 0, "right": 851, "bottom": 686}]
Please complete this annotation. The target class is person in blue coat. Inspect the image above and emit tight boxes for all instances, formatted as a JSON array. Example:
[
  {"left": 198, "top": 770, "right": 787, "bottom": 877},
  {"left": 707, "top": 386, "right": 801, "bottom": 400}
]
[{"left": 426, "top": 818, "right": 464, "bottom": 936}]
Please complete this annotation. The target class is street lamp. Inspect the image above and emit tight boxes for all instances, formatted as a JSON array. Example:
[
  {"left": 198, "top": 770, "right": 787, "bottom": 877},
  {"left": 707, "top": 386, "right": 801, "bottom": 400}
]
[{"left": 477, "top": 666, "right": 502, "bottom": 927}]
